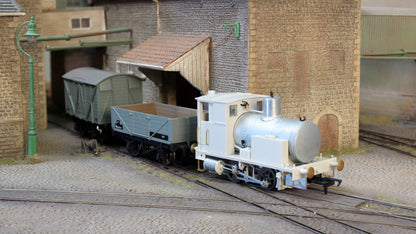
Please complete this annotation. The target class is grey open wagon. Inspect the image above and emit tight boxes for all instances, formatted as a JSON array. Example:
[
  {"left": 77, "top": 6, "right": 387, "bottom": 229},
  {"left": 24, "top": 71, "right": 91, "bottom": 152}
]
[
  {"left": 62, "top": 67, "right": 145, "bottom": 141},
  {"left": 111, "top": 103, "right": 197, "bottom": 165}
]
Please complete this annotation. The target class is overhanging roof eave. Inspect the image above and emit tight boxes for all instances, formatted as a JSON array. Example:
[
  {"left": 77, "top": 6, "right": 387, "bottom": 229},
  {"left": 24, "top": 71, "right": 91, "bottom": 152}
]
[{"left": 117, "top": 60, "right": 165, "bottom": 71}]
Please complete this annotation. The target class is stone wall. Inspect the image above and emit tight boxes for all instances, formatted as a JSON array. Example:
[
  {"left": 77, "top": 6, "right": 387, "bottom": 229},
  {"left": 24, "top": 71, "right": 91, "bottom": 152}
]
[
  {"left": 40, "top": 7, "right": 105, "bottom": 47},
  {"left": 0, "top": 16, "right": 24, "bottom": 158},
  {"left": 103, "top": 0, "right": 159, "bottom": 103},
  {"left": 158, "top": 0, "right": 249, "bottom": 93},
  {"left": 249, "top": 0, "right": 361, "bottom": 149}
]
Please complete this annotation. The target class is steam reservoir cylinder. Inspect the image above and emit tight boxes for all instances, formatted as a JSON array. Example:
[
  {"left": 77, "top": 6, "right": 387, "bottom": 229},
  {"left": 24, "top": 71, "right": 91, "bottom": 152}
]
[{"left": 233, "top": 96, "right": 321, "bottom": 164}]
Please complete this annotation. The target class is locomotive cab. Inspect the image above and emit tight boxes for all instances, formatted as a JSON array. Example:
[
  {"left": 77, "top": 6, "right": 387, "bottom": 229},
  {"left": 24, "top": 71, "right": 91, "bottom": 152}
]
[{"left": 195, "top": 91, "right": 344, "bottom": 193}]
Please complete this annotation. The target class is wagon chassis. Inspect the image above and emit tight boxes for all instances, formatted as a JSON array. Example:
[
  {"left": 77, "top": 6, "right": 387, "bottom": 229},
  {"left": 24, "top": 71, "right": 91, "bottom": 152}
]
[{"left": 115, "top": 131, "right": 191, "bottom": 165}]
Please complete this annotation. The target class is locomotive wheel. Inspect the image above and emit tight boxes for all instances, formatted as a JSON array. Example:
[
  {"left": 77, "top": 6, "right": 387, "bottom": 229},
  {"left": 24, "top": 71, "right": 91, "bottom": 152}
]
[
  {"left": 227, "top": 172, "right": 240, "bottom": 183},
  {"left": 259, "top": 168, "right": 276, "bottom": 190}
]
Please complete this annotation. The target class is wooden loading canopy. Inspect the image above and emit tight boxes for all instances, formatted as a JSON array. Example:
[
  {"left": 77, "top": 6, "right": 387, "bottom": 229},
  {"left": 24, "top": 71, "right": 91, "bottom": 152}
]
[{"left": 116, "top": 33, "right": 211, "bottom": 94}]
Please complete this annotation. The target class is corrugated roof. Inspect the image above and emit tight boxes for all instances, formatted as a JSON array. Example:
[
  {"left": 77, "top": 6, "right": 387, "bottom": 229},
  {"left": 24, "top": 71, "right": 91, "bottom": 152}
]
[
  {"left": 361, "top": 15, "right": 416, "bottom": 54},
  {"left": 62, "top": 67, "right": 143, "bottom": 86},
  {"left": 117, "top": 33, "right": 210, "bottom": 70},
  {"left": 0, "top": 0, "right": 22, "bottom": 13}
]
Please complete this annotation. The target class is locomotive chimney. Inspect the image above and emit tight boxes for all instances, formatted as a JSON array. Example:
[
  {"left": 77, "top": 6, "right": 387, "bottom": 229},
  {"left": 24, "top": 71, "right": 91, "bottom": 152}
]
[{"left": 262, "top": 96, "right": 282, "bottom": 121}]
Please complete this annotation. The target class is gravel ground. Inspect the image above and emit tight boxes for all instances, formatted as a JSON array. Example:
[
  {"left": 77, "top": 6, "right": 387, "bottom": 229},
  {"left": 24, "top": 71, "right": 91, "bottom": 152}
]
[{"left": 0, "top": 122, "right": 415, "bottom": 233}]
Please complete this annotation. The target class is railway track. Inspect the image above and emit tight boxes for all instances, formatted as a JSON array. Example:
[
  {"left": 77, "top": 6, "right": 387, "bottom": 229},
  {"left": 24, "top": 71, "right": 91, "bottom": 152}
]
[
  {"left": 158, "top": 164, "right": 416, "bottom": 233},
  {"left": 0, "top": 188, "right": 268, "bottom": 216},
  {"left": 250, "top": 186, "right": 416, "bottom": 232},
  {"left": 46, "top": 118, "right": 416, "bottom": 232},
  {"left": 109, "top": 146, "right": 416, "bottom": 233},
  {"left": 280, "top": 187, "right": 416, "bottom": 226},
  {"left": 359, "top": 129, "right": 416, "bottom": 157}
]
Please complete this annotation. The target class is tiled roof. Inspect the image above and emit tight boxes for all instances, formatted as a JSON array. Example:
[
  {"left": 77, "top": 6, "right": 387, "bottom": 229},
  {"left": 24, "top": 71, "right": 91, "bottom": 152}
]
[
  {"left": 0, "top": 0, "right": 23, "bottom": 13},
  {"left": 118, "top": 33, "right": 210, "bottom": 70}
]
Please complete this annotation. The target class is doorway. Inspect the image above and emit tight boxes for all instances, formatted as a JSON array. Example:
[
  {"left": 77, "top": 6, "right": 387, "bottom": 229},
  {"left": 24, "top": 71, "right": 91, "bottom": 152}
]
[{"left": 48, "top": 47, "right": 105, "bottom": 112}]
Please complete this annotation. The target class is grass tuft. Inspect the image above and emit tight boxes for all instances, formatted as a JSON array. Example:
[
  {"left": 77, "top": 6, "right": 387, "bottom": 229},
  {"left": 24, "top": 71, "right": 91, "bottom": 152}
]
[
  {"left": 0, "top": 155, "right": 42, "bottom": 165},
  {"left": 360, "top": 115, "right": 394, "bottom": 125}
]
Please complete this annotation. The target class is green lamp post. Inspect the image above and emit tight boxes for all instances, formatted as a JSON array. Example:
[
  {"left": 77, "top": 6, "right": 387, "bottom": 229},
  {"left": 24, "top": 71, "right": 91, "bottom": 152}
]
[{"left": 16, "top": 16, "right": 40, "bottom": 157}]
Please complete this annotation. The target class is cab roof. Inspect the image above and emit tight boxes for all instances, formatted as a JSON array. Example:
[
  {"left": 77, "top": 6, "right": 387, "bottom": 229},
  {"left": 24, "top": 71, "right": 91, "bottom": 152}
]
[{"left": 196, "top": 92, "right": 267, "bottom": 104}]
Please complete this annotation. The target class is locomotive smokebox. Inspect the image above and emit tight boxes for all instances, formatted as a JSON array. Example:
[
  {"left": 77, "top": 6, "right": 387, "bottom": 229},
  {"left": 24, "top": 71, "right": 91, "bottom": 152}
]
[{"left": 234, "top": 97, "right": 321, "bottom": 164}]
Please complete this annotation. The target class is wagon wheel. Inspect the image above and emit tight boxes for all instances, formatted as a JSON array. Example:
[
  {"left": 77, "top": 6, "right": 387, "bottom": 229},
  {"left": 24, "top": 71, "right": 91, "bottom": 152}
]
[
  {"left": 159, "top": 150, "right": 176, "bottom": 166},
  {"left": 96, "top": 134, "right": 105, "bottom": 145},
  {"left": 126, "top": 141, "right": 139, "bottom": 157},
  {"left": 76, "top": 122, "right": 87, "bottom": 137},
  {"left": 259, "top": 168, "right": 276, "bottom": 190}
]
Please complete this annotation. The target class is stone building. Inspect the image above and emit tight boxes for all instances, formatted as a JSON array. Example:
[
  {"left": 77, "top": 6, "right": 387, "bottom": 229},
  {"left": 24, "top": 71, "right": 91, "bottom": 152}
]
[
  {"left": 98, "top": 0, "right": 361, "bottom": 150},
  {"left": 39, "top": 1, "right": 106, "bottom": 110},
  {"left": 0, "top": 0, "right": 44, "bottom": 158},
  {"left": 1, "top": 0, "right": 360, "bottom": 158}
]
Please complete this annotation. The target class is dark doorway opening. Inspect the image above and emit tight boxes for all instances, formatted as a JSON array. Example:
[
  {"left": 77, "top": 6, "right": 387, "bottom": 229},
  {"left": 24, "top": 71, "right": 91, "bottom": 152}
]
[
  {"left": 141, "top": 69, "right": 202, "bottom": 109},
  {"left": 175, "top": 73, "right": 202, "bottom": 109},
  {"left": 48, "top": 47, "right": 105, "bottom": 112}
]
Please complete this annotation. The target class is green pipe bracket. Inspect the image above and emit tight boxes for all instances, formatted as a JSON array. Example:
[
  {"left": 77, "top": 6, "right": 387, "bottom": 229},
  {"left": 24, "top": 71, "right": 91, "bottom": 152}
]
[{"left": 220, "top": 21, "right": 240, "bottom": 38}]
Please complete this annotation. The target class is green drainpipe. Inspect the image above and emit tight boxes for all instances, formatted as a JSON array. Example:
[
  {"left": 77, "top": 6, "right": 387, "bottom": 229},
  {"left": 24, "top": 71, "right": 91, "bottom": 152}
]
[
  {"left": 361, "top": 49, "right": 416, "bottom": 60},
  {"left": 46, "top": 39, "right": 132, "bottom": 51},
  {"left": 20, "top": 27, "right": 132, "bottom": 42}
]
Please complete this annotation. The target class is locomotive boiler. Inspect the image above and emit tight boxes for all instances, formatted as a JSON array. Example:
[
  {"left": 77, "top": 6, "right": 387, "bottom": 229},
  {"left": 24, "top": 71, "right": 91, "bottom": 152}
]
[{"left": 195, "top": 91, "right": 344, "bottom": 192}]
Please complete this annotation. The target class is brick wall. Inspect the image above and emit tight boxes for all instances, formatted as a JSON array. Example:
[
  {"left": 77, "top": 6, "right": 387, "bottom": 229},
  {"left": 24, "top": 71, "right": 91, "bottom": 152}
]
[
  {"left": 102, "top": 0, "right": 159, "bottom": 103},
  {"left": 0, "top": 16, "right": 24, "bottom": 158},
  {"left": 100, "top": 0, "right": 249, "bottom": 102},
  {"left": 0, "top": 0, "right": 46, "bottom": 158},
  {"left": 159, "top": 0, "right": 249, "bottom": 93},
  {"left": 249, "top": 0, "right": 361, "bottom": 149}
]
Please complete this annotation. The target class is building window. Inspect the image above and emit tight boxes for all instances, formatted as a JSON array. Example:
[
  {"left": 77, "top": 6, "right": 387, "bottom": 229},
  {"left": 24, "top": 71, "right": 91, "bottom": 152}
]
[
  {"left": 256, "top": 101, "right": 263, "bottom": 111},
  {"left": 229, "top": 105, "right": 237, "bottom": 117},
  {"left": 71, "top": 18, "right": 90, "bottom": 29},
  {"left": 67, "top": 0, "right": 83, "bottom": 7}
]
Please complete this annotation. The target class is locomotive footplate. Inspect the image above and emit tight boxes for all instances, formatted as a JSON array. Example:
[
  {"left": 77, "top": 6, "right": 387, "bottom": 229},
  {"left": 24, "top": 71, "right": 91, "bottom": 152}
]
[{"left": 309, "top": 175, "right": 342, "bottom": 194}]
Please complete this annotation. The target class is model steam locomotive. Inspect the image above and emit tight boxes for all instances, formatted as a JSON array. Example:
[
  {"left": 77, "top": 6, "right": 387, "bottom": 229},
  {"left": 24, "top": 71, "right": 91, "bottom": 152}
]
[{"left": 195, "top": 91, "right": 344, "bottom": 192}]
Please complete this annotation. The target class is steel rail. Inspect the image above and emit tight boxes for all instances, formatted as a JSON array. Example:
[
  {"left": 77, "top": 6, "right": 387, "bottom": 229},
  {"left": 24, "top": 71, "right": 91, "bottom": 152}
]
[
  {"left": 0, "top": 196, "right": 269, "bottom": 216},
  {"left": 247, "top": 187, "right": 371, "bottom": 234},
  {"left": 4, "top": 193, "right": 414, "bottom": 229},
  {"left": 312, "top": 188, "right": 416, "bottom": 212},
  {"left": 359, "top": 129, "right": 416, "bottom": 147},
  {"left": 359, "top": 136, "right": 415, "bottom": 157},
  {"left": 280, "top": 188, "right": 416, "bottom": 223},
  {"left": 195, "top": 180, "right": 325, "bottom": 234}
]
